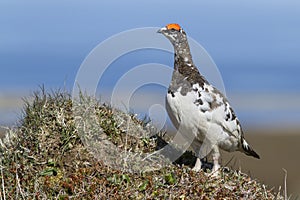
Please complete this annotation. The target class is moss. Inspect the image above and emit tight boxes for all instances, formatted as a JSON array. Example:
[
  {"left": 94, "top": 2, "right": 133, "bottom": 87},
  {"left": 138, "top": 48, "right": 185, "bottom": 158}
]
[{"left": 0, "top": 89, "right": 283, "bottom": 199}]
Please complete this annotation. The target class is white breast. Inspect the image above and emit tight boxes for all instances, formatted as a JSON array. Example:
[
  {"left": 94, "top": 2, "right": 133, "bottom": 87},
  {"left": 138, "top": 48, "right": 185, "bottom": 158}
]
[
  {"left": 166, "top": 90, "right": 209, "bottom": 142},
  {"left": 166, "top": 88, "right": 240, "bottom": 153}
]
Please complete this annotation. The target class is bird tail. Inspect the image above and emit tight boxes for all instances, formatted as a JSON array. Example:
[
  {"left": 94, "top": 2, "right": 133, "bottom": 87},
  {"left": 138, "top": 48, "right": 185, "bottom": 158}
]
[{"left": 241, "top": 138, "right": 260, "bottom": 159}]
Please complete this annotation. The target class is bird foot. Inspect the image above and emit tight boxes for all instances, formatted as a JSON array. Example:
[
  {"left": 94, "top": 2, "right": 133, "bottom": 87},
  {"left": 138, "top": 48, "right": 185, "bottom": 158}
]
[
  {"left": 192, "top": 158, "right": 202, "bottom": 172},
  {"left": 192, "top": 165, "right": 202, "bottom": 172},
  {"left": 209, "top": 164, "right": 221, "bottom": 177}
]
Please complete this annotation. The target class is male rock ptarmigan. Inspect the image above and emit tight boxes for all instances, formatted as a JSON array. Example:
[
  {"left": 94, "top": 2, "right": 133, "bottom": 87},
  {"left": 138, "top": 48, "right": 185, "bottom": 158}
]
[{"left": 158, "top": 23, "right": 260, "bottom": 173}]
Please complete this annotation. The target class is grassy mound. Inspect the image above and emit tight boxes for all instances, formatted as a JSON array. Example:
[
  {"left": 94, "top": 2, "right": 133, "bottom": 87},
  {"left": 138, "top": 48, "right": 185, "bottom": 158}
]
[{"left": 0, "top": 89, "right": 283, "bottom": 199}]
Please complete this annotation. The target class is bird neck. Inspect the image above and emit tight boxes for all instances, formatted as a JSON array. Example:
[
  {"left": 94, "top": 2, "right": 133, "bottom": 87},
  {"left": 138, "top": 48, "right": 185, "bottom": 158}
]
[
  {"left": 173, "top": 39, "right": 193, "bottom": 70},
  {"left": 171, "top": 38, "right": 208, "bottom": 89}
]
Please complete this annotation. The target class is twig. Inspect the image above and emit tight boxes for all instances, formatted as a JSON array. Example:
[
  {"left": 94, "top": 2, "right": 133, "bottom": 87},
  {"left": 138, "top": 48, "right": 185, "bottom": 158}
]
[
  {"left": 0, "top": 126, "right": 9, "bottom": 131},
  {"left": 262, "top": 184, "right": 268, "bottom": 199},
  {"left": 16, "top": 162, "right": 25, "bottom": 199},
  {"left": 223, "top": 155, "right": 235, "bottom": 168},
  {"left": 282, "top": 168, "right": 287, "bottom": 200},
  {"left": 0, "top": 162, "right": 5, "bottom": 200}
]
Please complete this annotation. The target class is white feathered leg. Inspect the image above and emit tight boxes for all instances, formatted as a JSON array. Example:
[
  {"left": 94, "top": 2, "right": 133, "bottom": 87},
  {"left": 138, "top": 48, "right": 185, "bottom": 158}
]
[
  {"left": 192, "top": 157, "right": 202, "bottom": 172},
  {"left": 191, "top": 141, "right": 204, "bottom": 172},
  {"left": 211, "top": 145, "right": 220, "bottom": 175}
]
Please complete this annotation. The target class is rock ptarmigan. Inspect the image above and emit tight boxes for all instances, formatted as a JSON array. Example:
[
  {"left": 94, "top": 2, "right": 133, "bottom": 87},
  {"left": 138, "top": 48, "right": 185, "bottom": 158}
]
[{"left": 158, "top": 23, "right": 260, "bottom": 173}]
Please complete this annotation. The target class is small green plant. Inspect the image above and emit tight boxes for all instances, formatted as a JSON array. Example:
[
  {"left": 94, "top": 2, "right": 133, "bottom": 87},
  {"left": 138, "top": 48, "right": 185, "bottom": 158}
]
[
  {"left": 164, "top": 172, "right": 177, "bottom": 185},
  {"left": 139, "top": 180, "right": 149, "bottom": 192},
  {"left": 107, "top": 174, "right": 130, "bottom": 186}
]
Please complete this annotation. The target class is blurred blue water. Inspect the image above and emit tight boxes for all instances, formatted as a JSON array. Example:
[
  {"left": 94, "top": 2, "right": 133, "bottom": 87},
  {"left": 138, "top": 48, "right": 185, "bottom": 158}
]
[{"left": 1, "top": 0, "right": 300, "bottom": 128}]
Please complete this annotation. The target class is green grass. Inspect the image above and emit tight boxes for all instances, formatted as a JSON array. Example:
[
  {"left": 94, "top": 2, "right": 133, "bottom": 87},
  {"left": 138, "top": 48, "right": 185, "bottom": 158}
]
[{"left": 0, "top": 88, "right": 283, "bottom": 199}]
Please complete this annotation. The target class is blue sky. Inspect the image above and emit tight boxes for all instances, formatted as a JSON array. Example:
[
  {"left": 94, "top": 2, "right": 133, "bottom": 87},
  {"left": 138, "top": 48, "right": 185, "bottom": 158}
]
[{"left": 1, "top": 0, "right": 300, "bottom": 128}]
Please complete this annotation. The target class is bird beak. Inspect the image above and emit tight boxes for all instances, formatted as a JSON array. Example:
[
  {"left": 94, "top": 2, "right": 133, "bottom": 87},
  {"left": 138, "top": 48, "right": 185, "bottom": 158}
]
[{"left": 157, "top": 27, "right": 167, "bottom": 34}]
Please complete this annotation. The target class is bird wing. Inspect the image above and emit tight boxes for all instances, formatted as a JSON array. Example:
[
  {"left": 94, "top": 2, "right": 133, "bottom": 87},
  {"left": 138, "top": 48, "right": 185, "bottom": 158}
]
[{"left": 193, "top": 82, "right": 243, "bottom": 139}]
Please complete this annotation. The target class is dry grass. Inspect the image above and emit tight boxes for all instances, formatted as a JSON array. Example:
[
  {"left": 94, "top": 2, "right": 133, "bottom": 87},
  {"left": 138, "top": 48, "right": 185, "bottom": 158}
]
[{"left": 0, "top": 88, "right": 283, "bottom": 199}]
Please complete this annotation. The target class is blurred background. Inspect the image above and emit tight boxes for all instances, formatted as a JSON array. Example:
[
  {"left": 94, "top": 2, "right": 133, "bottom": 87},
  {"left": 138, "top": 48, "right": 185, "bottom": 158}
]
[{"left": 0, "top": 0, "right": 299, "bottom": 197}]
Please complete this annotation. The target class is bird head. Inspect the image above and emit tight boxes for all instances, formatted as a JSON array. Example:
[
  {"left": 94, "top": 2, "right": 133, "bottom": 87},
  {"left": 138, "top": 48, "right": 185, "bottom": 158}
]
[{"left": 157, "top": 23, "right": 187, "bottom": 46}]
